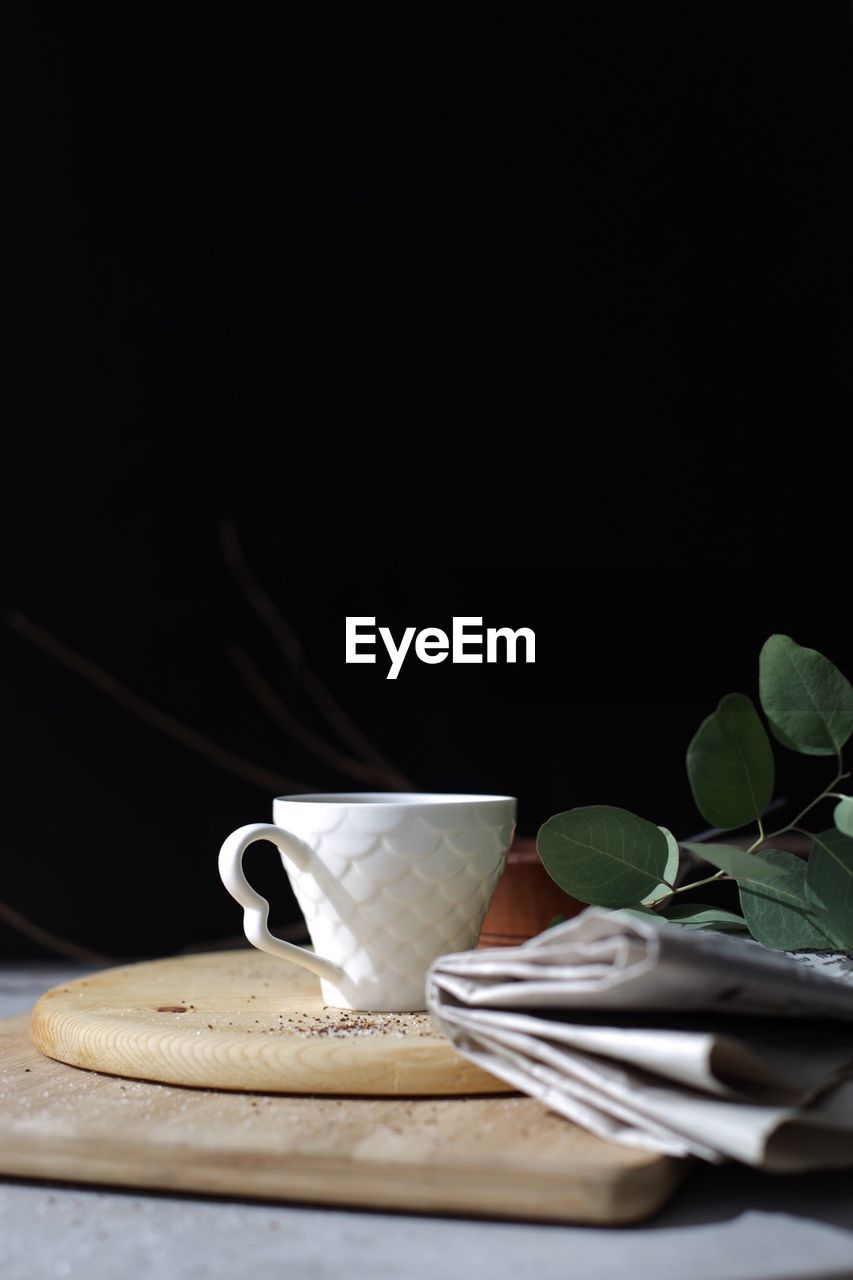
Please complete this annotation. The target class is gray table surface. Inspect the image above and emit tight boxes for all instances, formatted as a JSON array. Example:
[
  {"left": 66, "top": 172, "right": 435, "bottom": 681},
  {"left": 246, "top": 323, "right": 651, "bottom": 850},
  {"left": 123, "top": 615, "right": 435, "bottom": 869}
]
[{"left": 3, "top": 963, "right": 853, "bottom": 1280}]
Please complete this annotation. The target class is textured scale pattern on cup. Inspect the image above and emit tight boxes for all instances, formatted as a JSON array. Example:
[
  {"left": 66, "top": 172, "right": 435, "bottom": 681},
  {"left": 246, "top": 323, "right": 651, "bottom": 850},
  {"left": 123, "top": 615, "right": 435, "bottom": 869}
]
[{"left": 281, "top": 803, "right": 514, "bottom": 1010}]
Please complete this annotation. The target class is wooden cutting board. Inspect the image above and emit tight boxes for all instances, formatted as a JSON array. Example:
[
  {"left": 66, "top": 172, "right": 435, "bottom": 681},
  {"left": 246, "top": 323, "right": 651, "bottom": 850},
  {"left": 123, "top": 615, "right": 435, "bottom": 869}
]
[
  {"left": 30, "top": 951, "right": 509, "bottom": 1095},
  {"left": 2, "top": 1014, "right": 685, "bottom": 1223}
]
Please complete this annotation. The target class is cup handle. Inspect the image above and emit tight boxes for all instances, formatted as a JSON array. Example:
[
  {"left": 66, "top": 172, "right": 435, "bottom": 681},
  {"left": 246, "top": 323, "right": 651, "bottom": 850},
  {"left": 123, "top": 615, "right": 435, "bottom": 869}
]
[{"left": 218, "top": 823, "right": 346, "bottom": 987}]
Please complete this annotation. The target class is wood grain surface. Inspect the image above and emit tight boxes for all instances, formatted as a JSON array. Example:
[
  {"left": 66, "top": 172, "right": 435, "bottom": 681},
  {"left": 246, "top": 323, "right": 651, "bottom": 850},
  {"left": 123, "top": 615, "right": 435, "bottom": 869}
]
[
  {"left": 3, "top": 1014, "right": 685, "bottom": 1223},
  {"left": 30, "top": 950, "right": 510, "bottom": 1095}
]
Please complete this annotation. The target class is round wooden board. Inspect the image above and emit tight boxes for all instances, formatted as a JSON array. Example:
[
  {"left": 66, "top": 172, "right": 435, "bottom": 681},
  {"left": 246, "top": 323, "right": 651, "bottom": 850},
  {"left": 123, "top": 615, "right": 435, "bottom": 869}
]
[{"left": 30, "top": 950, "right": 512, "bottom": 1096}]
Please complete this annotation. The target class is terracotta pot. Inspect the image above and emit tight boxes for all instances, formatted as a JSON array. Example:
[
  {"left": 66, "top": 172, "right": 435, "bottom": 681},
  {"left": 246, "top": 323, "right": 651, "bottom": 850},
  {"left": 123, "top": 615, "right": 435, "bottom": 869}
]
[{"left": 478, "top": 838, "right": 583, "bottom": 947}]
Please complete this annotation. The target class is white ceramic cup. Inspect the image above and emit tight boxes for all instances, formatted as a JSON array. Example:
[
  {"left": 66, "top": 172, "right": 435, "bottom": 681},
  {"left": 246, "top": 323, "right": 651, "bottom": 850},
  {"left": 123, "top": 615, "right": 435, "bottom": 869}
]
[{"left": 218, "top": 792, "right": 516, "bottom": 1011}]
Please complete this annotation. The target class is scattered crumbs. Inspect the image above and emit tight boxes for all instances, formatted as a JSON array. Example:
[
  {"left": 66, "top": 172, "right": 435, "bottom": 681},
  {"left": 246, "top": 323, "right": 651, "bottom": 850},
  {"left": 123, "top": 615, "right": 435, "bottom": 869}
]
[
  {"left": 207, "top": 1024, "right": 214, "bottom": 1030},
  {"left": 23, "top": 1068, "right": 31, "bottom": 1073},
  {"left": 157, "top": 1006, "right": 187, "bottom": 1014},
  {"left": 283, "top": 1011, "right": 436, "bottom": 1039}
]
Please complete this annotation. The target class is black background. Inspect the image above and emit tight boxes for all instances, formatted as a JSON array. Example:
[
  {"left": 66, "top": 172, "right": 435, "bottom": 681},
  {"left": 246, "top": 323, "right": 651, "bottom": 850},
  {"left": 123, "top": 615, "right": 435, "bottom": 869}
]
[{"left": 4, "top": 8, "right": 852, "bottom": 957}]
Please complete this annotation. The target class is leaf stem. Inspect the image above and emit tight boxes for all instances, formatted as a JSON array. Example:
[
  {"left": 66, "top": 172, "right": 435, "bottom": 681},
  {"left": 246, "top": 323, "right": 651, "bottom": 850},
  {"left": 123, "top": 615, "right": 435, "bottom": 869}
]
[
  {"left": 745, "top": 816, "right": 766, "bottom": 854},
  {"left": 653, "top": 865, "right": 727, "bottom": 906},
  {"left": 757, "top": 770, "right": 849, "bottom": 848}
]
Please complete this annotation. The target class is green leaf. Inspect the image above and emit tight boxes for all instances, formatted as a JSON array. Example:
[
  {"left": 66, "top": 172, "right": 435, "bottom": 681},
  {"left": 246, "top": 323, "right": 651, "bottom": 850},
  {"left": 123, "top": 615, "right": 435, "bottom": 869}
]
[
  {"left": 834, "top": 797, "right": 853, "bottom": 839},
  {"left": 805, "top": 829, "right": 853, "bottom": 949},
  {"left": 659, "top": 903, "right": 749, "bottom": 932},
  {"left": 681, "top": 842, "right": 786, "bottom": 887},
  {"left": 738, "top": 848, "right": 833, "bottom": 951},
  {"left": 759, "top": 634, "right": 853, "bottom": 757},
  {"left": 546, "top": 914, "right": 567, "bottom": 929},
  {"left": 686, "top": 693, "right": 775, "bottom": 829},
  {"left": 641, "top": 827, "right": 680, "bottom": 905},
  {"left": 537, "top": 807, "right": 672, "bottom": 908}
]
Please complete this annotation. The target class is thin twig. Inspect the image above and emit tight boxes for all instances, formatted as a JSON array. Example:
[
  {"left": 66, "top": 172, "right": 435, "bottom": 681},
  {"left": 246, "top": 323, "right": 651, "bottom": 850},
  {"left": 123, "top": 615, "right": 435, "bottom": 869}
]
[
  {"left": 668, "top": 868, "right": 728, "bottom": 898},
  {"left": 0, "top": 897, "right": 108, "bottom": 963},
  {"left": 8, "top": 611, "right": 314, "bottom": 794},
  {"left": 227, "top": 644, "right": 400, "bottom": 786},
  {"left": 760, "top": 773, "right": 849, "bottom": 847},
  {"left": 219, "top": 519, "right": 413, "bottom": 790}
]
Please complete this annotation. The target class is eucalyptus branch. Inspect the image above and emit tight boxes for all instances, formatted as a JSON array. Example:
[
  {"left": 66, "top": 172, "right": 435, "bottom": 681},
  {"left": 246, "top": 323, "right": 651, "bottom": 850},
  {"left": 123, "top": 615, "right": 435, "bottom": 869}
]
[
  {"left": 650, "top": 865, "right": 722, "bottom": 906},
  {"left": 536, "top": 634, "right": 853, "bottom": 951},
  {"left": 756, "top": 770, "right": 848, "bottom": 850},
  {"left": 671, "top": 865, "right": 722, "bottom": 896},
  {"left": 746, "top": 816, "right": 766, "bottom": 854}
]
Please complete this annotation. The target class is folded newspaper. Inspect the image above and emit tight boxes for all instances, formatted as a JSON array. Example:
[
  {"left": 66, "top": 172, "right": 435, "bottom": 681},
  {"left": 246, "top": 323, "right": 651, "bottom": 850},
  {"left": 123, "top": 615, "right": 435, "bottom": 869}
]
[{"left": 426, "top": 908, "right": 853, "bottom": 1169}]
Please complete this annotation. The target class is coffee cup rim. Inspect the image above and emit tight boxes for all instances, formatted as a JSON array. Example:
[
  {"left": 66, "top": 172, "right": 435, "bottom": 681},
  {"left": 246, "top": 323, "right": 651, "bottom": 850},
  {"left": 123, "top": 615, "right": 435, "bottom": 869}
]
[{"left": 274, "top": 792, "right": 516, "bottom": 808}]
